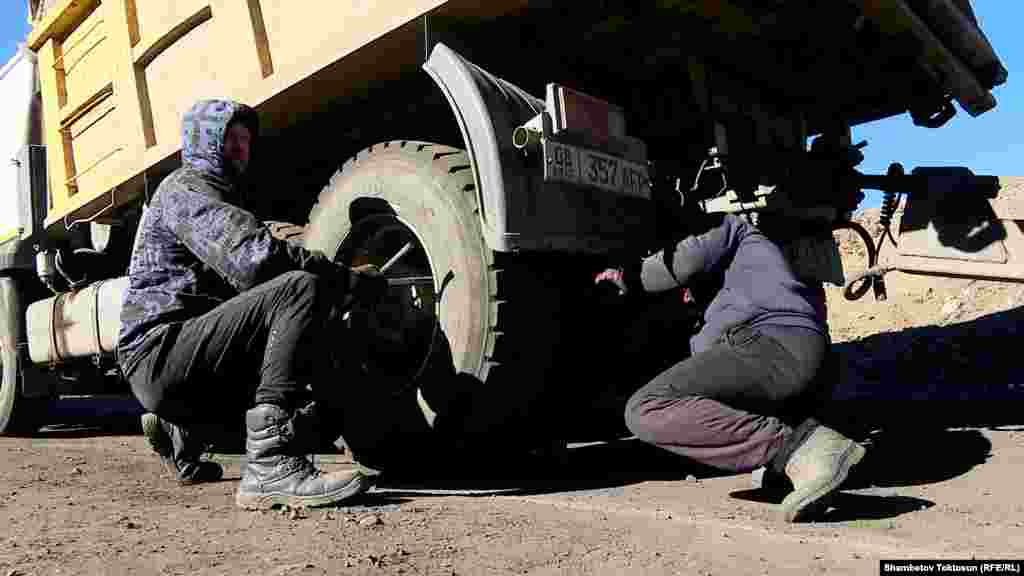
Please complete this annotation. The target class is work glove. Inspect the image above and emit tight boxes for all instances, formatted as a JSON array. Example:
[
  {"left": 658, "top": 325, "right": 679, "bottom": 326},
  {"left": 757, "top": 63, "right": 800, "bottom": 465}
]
[
  {"left": 349, "top": 264, "right": 388, "bottom": 307},
  {"left": 594, "top": 268, "right": 629, "bottom": 295},
  {"left": 594, "top": 261, "right": 643, "bottom": 298}
]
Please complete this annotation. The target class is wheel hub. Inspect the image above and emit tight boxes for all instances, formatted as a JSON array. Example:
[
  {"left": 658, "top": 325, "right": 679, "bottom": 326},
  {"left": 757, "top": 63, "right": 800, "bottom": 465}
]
[{"left": 338, "top": 215, "right": 440, "bottom": 383}]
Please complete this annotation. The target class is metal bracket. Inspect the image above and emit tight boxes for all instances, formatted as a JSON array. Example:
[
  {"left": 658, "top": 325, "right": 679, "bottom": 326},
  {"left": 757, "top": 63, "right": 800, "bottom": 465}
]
[
  {"left": 910, "top": 97, "right": 957, "bottom": 128},
  {"left": 64, "top": 186, "right": 118, "bottom": 231}
]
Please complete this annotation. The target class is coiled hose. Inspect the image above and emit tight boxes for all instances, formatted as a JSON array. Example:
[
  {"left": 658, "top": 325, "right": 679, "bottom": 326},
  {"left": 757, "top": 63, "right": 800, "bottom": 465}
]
[
  {"left": 841, "top": 164, "right": 907, "bottom": 301},
  {"left": 835, "top": 219, "right": 894, "bottom": 301},
  {"left": 878, "top": 189, "right": 901, "bottom": 248}
]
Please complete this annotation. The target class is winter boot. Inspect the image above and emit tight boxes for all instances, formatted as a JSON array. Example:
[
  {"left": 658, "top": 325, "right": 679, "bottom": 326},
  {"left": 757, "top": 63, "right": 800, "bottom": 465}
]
[
  {"left": 235, "top": 404, "right": 377, "bottom": 510},
  {"left": 772, "top": 419, "right": 866, "bottom": 522},
  {"left": 140, "top": 412, "right": 224, "bottom": 485}
]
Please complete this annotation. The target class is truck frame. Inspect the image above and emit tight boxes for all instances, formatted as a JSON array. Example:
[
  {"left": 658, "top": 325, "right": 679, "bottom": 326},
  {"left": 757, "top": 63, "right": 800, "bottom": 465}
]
[{"left": 0, "top": 0, "right": 1017, "bottom": 446}]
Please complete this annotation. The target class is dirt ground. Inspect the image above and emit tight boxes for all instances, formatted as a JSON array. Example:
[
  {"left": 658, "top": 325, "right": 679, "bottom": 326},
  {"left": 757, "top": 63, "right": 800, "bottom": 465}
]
[{"left": 3, "top": 208, "right": 1024, "bottom": 575}]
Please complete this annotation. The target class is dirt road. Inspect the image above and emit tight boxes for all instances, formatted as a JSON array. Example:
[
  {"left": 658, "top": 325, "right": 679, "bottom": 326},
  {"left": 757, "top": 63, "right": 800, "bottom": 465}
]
[{"left": 1, "top": 415, "right": 1022, "bottom": 576}]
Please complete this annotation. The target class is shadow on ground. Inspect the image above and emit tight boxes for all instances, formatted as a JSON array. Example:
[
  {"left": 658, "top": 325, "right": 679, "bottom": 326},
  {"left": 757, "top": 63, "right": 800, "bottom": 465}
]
[
  {"left": 843, "top": 428, "right": 990, "bottom": 488},
  {"left": 818, "top": 493, "right": 936, "bottom": 521},
  {"left": 373, "top": 437, "right": 730, "bottom": 498},
  {"left": 729, "top": 488, "right": 936, "bottom": 521},
  {"left": 10, "top": 395, "right": 145, "bottom": 438},
  {"left": 375, "top": 423, "right": 991, "bottom": 505},
  {"left": 30, "top": 421, "right": 142, "bottom": 438},
  {"left": 831, "top": 304, "right": 1024, "bottom": 403}
]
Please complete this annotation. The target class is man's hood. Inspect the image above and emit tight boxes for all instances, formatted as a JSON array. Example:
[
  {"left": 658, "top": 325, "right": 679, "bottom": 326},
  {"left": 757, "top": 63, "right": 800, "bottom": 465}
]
[{"left": 180, "top": 99, "right": 259, "bottom": 180}]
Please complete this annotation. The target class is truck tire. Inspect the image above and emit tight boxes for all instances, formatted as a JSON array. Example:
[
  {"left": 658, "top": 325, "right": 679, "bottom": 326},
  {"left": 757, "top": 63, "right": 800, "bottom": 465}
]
[{"left": 303, "top": 141, "right": 564, "bottom": 454}]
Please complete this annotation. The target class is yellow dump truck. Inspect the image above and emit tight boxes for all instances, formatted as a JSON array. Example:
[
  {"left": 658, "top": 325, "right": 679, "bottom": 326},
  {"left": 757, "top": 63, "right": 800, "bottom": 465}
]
[{"left": 0, "top": 0, "right": 1016, "bottom": 440}]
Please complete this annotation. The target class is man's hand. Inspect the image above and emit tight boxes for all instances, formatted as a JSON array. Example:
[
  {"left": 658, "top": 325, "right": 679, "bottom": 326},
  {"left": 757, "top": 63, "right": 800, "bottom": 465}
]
[
  {"left": 349, "top": 264, "right": 388, "bottom": 307},
  {"left": 594, "top": 267, "right": 629, "bottom": 296},
  {"left": 264, "top": 221, "right": 306, "bottom": 246}
]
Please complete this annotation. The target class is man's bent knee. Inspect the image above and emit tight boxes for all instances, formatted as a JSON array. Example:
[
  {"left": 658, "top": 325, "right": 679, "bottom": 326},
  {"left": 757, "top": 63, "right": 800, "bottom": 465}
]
[
  {"left": 277, "top": 270, "right": 322, "bottom": 291},
  {"left": 624, "top": 390, "right": 655, "bottom": 441},
  {"left": 267, "top": 270, "right": 327, "bottom": 306},
  {"left": 129, "top": 378, "right": 165, "bottom": 415},
  {"left": 625, "top": 388, "right": 707, "bottom": 446}
]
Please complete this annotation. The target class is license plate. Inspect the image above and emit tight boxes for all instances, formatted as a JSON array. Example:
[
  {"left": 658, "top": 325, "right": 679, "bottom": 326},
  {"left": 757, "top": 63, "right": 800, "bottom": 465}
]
[{"left": 543, "top": 140, "right": 649, "bottom": 199}]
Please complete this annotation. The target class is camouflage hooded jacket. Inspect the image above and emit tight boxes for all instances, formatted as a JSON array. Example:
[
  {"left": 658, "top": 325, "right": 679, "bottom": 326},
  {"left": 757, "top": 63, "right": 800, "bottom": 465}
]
[{"left": 117, "top": 99, "right": 352, "bottom": 375}]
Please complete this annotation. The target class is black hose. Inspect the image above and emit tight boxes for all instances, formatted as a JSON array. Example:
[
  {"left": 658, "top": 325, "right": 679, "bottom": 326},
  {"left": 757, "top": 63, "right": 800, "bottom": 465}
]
[
  {"left": 54, "top": 249, "right": 89, "bottom": 291},
  {"left": 842, "top": 265, "right": 895, "bottom": 300},
  {"left": 833, "top": 220, "right": 881, "bottom": 301},
  {"left": 878, "top": 191, "right": 901, "bottom": 250}
]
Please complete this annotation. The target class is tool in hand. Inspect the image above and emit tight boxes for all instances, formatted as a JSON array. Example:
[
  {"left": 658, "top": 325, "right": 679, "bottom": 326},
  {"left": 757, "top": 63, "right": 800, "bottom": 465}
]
[
  {"left": 380, "top": 241, "right": 414, "bottom": 274},
  {"left": 342, "top": 242, "right": 432, "bottom": 320},
  {"left": 380, "top": 241, "right": 434, "bottom": 288}
]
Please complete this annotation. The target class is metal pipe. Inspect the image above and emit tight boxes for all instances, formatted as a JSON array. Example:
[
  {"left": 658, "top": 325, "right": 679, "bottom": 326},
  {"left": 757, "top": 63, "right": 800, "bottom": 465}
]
[
  {"left": 380, "top": 241, "right": 414, "bottom": 273},
  {"left": 512, "top": 126, "right": 542, "bottom": 150},
  {"left": 513, "top": 112, "right": 545, "bottom": 150},
  {"left": 386, "top": 275, "right": 434, "bottom": 287}
]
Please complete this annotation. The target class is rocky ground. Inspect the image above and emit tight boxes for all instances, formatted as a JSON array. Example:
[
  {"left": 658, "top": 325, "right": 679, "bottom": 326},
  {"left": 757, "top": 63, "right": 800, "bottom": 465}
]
[{"left": 2, "top": 208, "right": 1023, "bottom": 575}]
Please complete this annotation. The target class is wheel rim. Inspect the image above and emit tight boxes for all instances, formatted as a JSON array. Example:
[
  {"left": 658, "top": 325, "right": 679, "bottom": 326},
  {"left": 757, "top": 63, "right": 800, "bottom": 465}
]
[{"left": 337, "top": 213, "right": 441, "bottom": 384}]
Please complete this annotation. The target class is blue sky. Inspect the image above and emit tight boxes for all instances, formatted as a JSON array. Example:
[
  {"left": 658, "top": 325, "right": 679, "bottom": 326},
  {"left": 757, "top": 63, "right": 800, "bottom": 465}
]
[
  {"left": 1, "top": 3, "right": 30, "bottom": 66},
  {"left": 1, "top": 3, "right": 1017, "bottom": 210},
  {"left": 851, "top": 3, "right": 1021, "bottom": 208}
]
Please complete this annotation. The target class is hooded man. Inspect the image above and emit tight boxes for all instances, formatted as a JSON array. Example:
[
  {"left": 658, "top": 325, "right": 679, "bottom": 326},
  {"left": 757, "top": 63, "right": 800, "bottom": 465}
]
[
  {"left": 118, "top": 99, "right": 387, "bottom": 509},
  {"left": 596, "top": 210, "right": 866, "bottom": 523}
]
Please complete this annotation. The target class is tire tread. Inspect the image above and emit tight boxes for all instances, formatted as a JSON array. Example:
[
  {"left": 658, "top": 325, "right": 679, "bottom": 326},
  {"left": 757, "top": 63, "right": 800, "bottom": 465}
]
[{"left": 307, "top": 140, "right": 556, "bottom": 384}]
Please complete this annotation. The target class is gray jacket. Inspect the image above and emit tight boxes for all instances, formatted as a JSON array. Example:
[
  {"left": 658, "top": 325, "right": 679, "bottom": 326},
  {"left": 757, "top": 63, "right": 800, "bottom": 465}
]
[
  {"left": 639, "top": 213, "right": 826, "bottom": 355},
  {"left": 117, "top": 99, "right": 351, "bottom": 374}
]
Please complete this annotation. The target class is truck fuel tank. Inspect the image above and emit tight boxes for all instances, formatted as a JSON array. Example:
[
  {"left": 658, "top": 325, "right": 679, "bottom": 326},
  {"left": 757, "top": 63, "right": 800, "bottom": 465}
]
[{"left": 26, "top": 276, "right": 128, "bottom": 366}]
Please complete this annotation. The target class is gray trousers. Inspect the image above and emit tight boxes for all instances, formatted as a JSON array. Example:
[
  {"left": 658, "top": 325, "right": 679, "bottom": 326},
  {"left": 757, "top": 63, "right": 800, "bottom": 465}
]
[{"left": 625, "top": 324, "right": 830, "bottom": 473}]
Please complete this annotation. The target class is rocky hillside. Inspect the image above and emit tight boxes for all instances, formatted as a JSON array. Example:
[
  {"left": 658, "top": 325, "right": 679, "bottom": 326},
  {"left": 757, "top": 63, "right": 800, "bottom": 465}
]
[{"left": 829, "top": 206, "right": 1024, "bottom": 340}]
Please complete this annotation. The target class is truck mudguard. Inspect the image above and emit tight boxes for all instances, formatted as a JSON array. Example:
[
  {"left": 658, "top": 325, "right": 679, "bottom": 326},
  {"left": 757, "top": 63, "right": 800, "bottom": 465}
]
[{"left": 422, "top": 42, "right": 544, "bottom": 253}]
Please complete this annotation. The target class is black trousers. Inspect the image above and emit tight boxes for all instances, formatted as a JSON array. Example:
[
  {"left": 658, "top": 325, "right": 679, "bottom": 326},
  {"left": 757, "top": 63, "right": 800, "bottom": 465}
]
[
  {"left": 624, "top": 324, "right": 831, "bottom": 473},
  {"left": 123, "top": 271, "right": 335, "bottom": 427}
]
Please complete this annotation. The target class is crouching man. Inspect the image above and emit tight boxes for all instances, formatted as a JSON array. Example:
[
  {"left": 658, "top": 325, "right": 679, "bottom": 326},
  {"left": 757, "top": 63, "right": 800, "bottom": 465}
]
[
  {"left": 117, "top": 99, "right": 386, "bottom": 509},
  {"left": 596, "top": 210, "right": 866, "bottom": 522}
]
